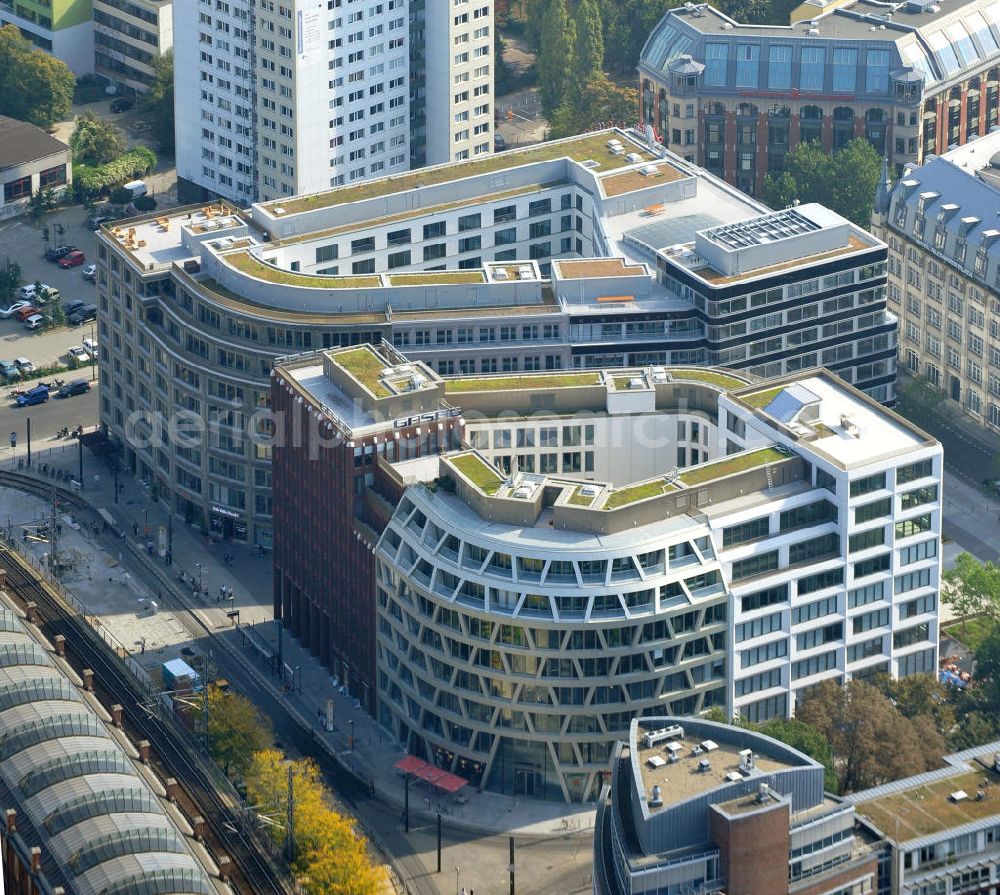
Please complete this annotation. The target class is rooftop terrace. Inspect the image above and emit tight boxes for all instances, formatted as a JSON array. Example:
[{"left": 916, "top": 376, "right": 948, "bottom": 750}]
[{"left": 264, "top": 132, "right": 656, "bottom": 215}]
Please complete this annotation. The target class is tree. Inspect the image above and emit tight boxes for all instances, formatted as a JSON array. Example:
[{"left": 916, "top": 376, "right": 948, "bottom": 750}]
[
  {"left": 199, "top": 686, "right": 272, "bottom": 780},
  {"left": 494, "top": 29, "right": 517, "bottom": 96},
  {"left": 246, "top": 750, "right": 379, "bottom": 895},
  {"left": 878, "top": 673, "right": 955, "bottom": 740},
  {"left": 718, "top": 0, "right": 769, "bottom": 21},
  {"left": 0, "top": 259, "right": 21, "bottom": 304},
  {"left": 830, "top": 138, "right": 883, "bottom": 229},
  {"left": 757, "top": 717, "right": 837, "bottom": 791},
  {"left": 140, "top": 50, "right": 175, "bottom": 154},
  {"left": 949, "top": 711, "right": 999, "bottom": 750},
  {"left": 538, "top": 0, "right": 574, "bottom": 118},
  {"left": 599, "top": 0, "right": 679, "bottom": 76},
  {"left": 797, "top": 679, "right": 944, "bottom": 793},
  {"left": 70, "top": 111, "right": 127, "bottom": 166},
  {"left": 943, "top": 553, "right": 1000, "bottom": 629},
  {"left": 570, "top": 0, "right": 603, "bottom": 107},
  {"left": 0, "top": 26, "right": 74, "bottom": 128},
  {"left": 549, "top": 74, "right": 638, "bottom": 138},
  {"left": 762, "top": 171, "right": 798, "bottom": 210}
]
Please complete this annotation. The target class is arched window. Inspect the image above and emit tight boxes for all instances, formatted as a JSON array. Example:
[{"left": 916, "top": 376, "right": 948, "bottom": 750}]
[
  {"left": 736, "top": 102, "right": 758, "bottom": 117},
  {"left": 833, "top": 106, "right": 855, "bottom": 121},
  {"left": 706, "top": 101, "right": 726, "bottom": 116},
  {"left": 800, "top": 105, "right": 823, "bottom": 120},
  {"left": 864, "top": 108, "right": 884, "bottom": 122}
]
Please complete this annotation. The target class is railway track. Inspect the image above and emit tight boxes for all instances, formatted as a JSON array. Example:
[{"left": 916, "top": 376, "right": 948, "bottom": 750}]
[{"left": 0, "top": 471, "right": 290, "bottom": 895}]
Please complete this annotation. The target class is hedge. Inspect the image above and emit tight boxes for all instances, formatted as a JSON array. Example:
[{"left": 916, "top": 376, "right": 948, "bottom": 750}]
[{"left": 73, "top": 146, "right": 157, "bottom": 202}]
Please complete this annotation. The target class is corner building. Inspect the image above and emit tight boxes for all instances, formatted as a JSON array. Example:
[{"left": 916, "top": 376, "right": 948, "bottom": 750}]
[{"left": 639, "top": 0, "right": 1000, "bottom": 196}]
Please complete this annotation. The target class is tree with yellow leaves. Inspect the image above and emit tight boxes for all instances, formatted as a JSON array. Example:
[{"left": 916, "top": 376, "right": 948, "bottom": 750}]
[
  {"left": 246, "top": 749, "right": 380, "bottom": 895},
  {"left": 195, "top": 686, "right": 272, "bottom": 781}
]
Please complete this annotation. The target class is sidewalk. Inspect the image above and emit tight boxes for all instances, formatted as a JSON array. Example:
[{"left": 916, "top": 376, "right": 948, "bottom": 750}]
[{"left": 0, "top": 433, "right": 595, "bottom": 839}]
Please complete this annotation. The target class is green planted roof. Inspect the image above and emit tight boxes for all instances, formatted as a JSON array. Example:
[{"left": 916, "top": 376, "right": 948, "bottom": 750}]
[
  {"left": 678, "top": 447, "right": 788, "bottom": 486},
  {"left": 332, "top": 347, "right": 392, "bottom": 397},
  {"left": 449, "top": 454, "right": 504, "bottom": 495}
]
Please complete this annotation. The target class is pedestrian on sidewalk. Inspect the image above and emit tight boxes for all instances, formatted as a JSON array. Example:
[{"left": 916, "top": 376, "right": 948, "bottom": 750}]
[
  {"left": 219, "top": 585, "right": 225, "bottom": 602},
  {"left": 133, "top": 523, "right": 139, "bottom": 536}
]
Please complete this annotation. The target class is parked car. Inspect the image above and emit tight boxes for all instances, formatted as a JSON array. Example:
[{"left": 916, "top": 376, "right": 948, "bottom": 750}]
[
  {"left": 67, "top": 304, "right": 97, "bottom": 325},
  {"left": 82, "top": 337, "right": 99, "bottom": 359},
  {"left": 24, "top": 314, "right": 50, "bottom": 331},
  {"left": 0, "top": 361, "right": 19, "bottom": 380},
  {"left": 36, "top": 286, "right": 59, "bottom": 304},
  {"left": 81, "top": 264, "right": 97, "bottom": 281},
  {"left": 58, "top": 251, "right": 86, "bottom": 269},
  {"left": 63, "top": 299, "right": 86, "bottom": 317},
  {"left": 44, "top": 244, "right": 77, "bottom": 263},
  {"left": 16, "top": 284, "right": 51, "bottom": 301},
  {"left": 494, "top": 132, "right": 507, "bottom": 152},
  {"left": 110, "top": 96, "right": 134, "bottom": 112},
  {"left": 15, "top": 385, "right": 48, "bottom": 407},
  {"left": 0, "top": 300, "right": 33, "bottom": 319},
  {"left": 58, "top": 379, "right": 90, "bottom": 398},
  {"left": 14, "top": 357, "right": 34, "bottom": 374},
  {"left": 14, "top": 306, "right": 40, "bottom": 322},
  {"left": 67, "top": 345, "right": 89, "bottom": 364},
  {"left": 87, "top": 215, "right": 113, "bottom": 230}
]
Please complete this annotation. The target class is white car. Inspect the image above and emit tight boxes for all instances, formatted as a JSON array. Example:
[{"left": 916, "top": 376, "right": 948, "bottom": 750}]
[
  {"left": 24, "top": 314, "right": 49, "bottom": 331},
  {"left": 82, "top": 337, "right": 99, "bottom": 359},
  {"left": 0, "top": 300, "right": 32, "bottom": 319},
  {"left": 14, "top": 357, "right": 34, "bottom": 374},
  {"left": 81, "top": 264, "right": 97, "bottom": 281},
  {"left": 67, "top": 345, "right": 89, "bottom": 363},
  {"left": 16, "top": 284, "right": 51, "bottom": 301}
]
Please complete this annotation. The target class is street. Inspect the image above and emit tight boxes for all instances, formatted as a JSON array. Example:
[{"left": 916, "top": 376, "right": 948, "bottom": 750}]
[{"left": 0, "top": 384, "right": 98, "bottom": 455}]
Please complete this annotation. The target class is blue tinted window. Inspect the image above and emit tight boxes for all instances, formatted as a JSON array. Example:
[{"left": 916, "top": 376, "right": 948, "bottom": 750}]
[
  {"left": 967, "top": 12, "right": 998, "bottom": 53},
  {"left": 705, "top": 42, "right": 729, "bottom": 86},
  {"left": 800, "top": 46, "right": 825, "bottom": 91},
  {"left": 928, "top": 30, "right": 960, "bottom": 73},
  {"left": 946, "top": 22, "right": 977, "bottom": 64},
  {"left": 865, "top": 48, "right": 890, "bottom": 93},
  {"left": 768, "top": 45, "right": 792, "bottom": 89},
  {"left": 735, "top": 44, "right": 760, "bottom": 88},
  {"left": 832, "top": 47, "right": 858, "bottom": 92}
]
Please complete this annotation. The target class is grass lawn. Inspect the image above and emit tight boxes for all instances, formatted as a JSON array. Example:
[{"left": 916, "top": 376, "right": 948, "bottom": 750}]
[
  {"left": 604, "top": 480, "right": 675, "bottom": 510},
  {"left": 445, "top": 372, "right": 602, "bottom": 392},
  {"left": 613, "top": 375, "right": 645, "bottom": 391},
  {"left": 333, "top": 347, "right": 392, "bottom": 397},
  {"left": 566, "top": 487, "right": 596, "bottom": 507},
  {"left": 743, "top": 386, "right": 785, "bottom": 409},
  {"left": 670, "top": 369, "right": 748, "bottom": 389},
  {"left": 943, "top": 615, "right": 997, "bottom": 652},
  {"left": 449, "top": 453, "right": 504, "bottom": 494},
  {"left": 390, "top": 271, "right": 486, "bottom": 286},
  {"left": 227, "top": 251, "right": 382, "bottom": 289},
  {"left": 678, "top": 447, "right": 788, "bottom": 486}
]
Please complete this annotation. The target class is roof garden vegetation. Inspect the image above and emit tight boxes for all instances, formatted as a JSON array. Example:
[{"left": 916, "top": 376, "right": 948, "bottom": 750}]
[
  {"left": 566, "top": 487, "right": 597, "bottom": 507},
  {"left": 743, "top": 386, "right": 785, "bottom": 409},
  {"left": 449, "top": 453, "right": 504, "bottom": 495},
  {"left": 332, "top": 347, "right": 392, "bottom": 397},
  {"left": 613, "top": 375, "right": 646, "bottom": 391},
  {"left": 269, "top": 132, "right": 646, "bottom": 213},
  {"left": 389, "top": 271, "right": 486, "bottom": 286},
  {"left": 603, "top": 480, "right": 676, "bottom": 510},
  {"left": 227, "top": 251, "right": 382, "bottom": 289},
  {"left": 678, "top": 447, "right": 788, "bottom": 486},
  {"left": 670, "top": 369, "right": 748, "bottom": 389},
  {"left": 444, "top": 372, "right": 603, "bottom": 392}
]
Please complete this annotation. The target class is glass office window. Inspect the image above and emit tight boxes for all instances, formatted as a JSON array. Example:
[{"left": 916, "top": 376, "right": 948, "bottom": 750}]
[
  {"left": 735, "top": 44, "right": 760, "bottom": 88},
  {"left": 967, "top": 11, "right": 998, "bottom": 54},
  {"left": 768, "top": 45, "right": 792, "bottom": 89},
  {"left": 832, "top": 48, "right": 857, "bottom": 91},
  {"left": 946, "top": 21, "right": 977, "bottom": 64},
  {"left": 865, "top": 48, "right": 890, "bottom": 93},
  {"left": 705, "top": 42, "right": 729, "bottom": 86},
  {"left": 800, "top": 46, "right": 825, "bottom": 91},
  {"left": 927, "top": 29, "right": 960, "bottom": 74}
]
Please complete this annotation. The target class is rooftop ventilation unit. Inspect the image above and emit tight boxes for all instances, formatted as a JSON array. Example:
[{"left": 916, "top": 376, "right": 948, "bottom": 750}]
[
  {"left": 626, "top": 152, "right": 643, "bottom": 163},
  {"left": 579, "top": 485, "right": 598, "bottom": 496},
  {"left": 757, "top": 783, "right": 771, "bottom": 803},
  {"left": 649, "top": 784, "right": 663, "bottom": 807},
  {"left": 840, "top": 414, "right": 861, "bottom": 438},
  {"left": 513, "top": 485, "right": 533, "bottom": 499},
  {"left": 950, "top": 790, "right": 969, "bottom": 803},
  {"left": 640, "top": 164, "right": 659, "bottom": 176},
  {"left": 493, "top": 268, "right": 509, "bottom": 280},
  {"left": 698, "top": 759, "right": 711, "bottom": 772},
  {"left": 273, "top": 206, "right": 286, "bottom": 215},
  {"left": 699, "top": 740, "right": 719, "bottom": 753},
  {"left": 739, "top": 748, "right": 755, "bottom": 772},
  {"left": 643, "top": 725, "right": 684, "bottom": 748},
  {"left": 628, "top": 377, "right": 645, "bottom": 389},
  {"left": 807, "top": 27, "right": 820, "bottom": 34}
]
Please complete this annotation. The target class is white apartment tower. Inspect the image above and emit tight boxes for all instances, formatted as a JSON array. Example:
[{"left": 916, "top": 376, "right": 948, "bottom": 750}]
[{"left": 175, "top": 0, "right": 490, "bottom": 203}]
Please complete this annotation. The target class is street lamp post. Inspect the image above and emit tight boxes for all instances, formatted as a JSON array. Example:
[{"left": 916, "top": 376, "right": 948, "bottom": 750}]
[
  {"left": 195, "top": 562, "right": 203, "bottom": 595},
  {"left": 89, "top": 323, "right": 96, "bottom": 382},
  {"left": 348, "top": 719, "right": 354, "bottom": 751},
  {"left": 454, "top": 865, "right": 460, "bottom": 895}
]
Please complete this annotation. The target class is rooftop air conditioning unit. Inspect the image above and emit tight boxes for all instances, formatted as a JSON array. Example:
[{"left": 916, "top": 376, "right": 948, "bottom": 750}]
[
  {"left": 698, "top": 759, "right": 711, "bottom": 772},
  {"left": 757, "top": 783, "right": 771, "bottom": 803},
  {"left": 808, "top": 27, "right": 820, "bottom": 34},
  {"left": 640, "top": 165, "right": 659, "bottom": 176},
  {"left": 626, "top": 152, "right": 643, "bottom": 163},
  {"left": 649, "top": 785, "right": 663, "bottom": 807},
  {"left": 950, "top": 790, "right": 969, "bottom": 803}
]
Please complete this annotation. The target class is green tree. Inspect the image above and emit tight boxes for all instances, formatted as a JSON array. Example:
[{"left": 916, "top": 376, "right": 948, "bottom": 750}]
[
  {"left": 538, "top": 0, "right": 574, "bottom": 118},
  {"left": 140, "top": 50, "right": 175, "bottom": 154},
  {"left": 599, "top": 0, "right": 679, "bottom": 75},
  {"left": 494, "top": 29, "right": 517, "bottom": 96},
  {"left": 896, "top": 373, "right": 944, "bottom": 418},
  {"left": 718, "top": 0, "right": 768, "bottom": 21},
  {"left": 0, "top": 259, "right": 21, "bottom": 304},
  {"left": 949, "top": 710, "right": 999, "bottom": 750},
  {"left": 0, "top": 27, "right": 74, "bottom": 128},
  {"left": 762, "top": 171, "right": 798, "bottom": 210},
  {"left": 50, "top": 301, "right": 66, "bottom": 327},
  {"left": 27, "top": 189, "right": 57, "bottom": 225},
  {"left": 70, "top": 111, "right": 127, "bottom": 166},
  {"left": 944, "top": 553, "right": 1000, "bottom": 630},
  {"left": 757, "top": 717, "right": 838, "bottom": 791},
  {"left": 878, "top": 673, "right": 955, "bottom": 739},
  {"left": 570, "top": 0, "right": 603, "bottom": 107},
  {"left": 550, "top": 74, "right": 638, "bottom": 137},
  {"left": 797, "top": 679, "right": 944, "bottom": 793},
  {"left": 197, "top": 686, "right": 272, "bottom": 780},
  {"left": 830, "top": 138, "right": 883, "bottom": 228}
]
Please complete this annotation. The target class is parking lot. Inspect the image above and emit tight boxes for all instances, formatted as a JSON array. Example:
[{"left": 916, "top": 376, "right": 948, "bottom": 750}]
[{"left": 0, "top": 205, "right": 101, "bottom": 375}]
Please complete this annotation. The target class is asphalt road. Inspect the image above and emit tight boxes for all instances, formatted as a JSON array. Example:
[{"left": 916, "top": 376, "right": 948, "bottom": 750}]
[{"left": 0, "top": 383, "right": 98, "bottom": 450}]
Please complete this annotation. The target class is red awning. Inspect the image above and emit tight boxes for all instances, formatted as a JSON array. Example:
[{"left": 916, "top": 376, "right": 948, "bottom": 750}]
[
  {"left": 395, "top": 755, "right": 425, "bottom": 774},
  {"left": 394, "top": 756, "right": 467, "bottom": 792},
  {"left": 434, "top": 771, "right": 467, "bottom": 793}
]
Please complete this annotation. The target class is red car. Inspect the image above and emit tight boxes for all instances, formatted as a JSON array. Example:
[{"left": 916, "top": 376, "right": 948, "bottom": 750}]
[
  {"left": 58, "top": 250, "right": 86, "bottom": 268},
  {"left": 14, "top": 306, "right": 40, "bottom": 321}
]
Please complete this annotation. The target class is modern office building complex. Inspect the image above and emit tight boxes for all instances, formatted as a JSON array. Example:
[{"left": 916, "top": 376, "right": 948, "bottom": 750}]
[
  {"left": 97, "top": 130, "right": 898, "bottom": 549},
  {"left": 872, "top": 129, "right": 1000, "bottom": 438},
  {"left": 639, "top": 0, "right": 1000, "bottom": 196},
  {"left": 594, "top": 717, "right": 879, "bottom": 894},
  {"left": 0, "top": 0, "right": 94, "bottom": 72},
  {"left": 92, "top": 0, "right": 172, "bottom": 91},
  {"left": 172, "top": 0, "right": 491, "bottom": 205},
  {"left": 848, "top": 740, "right": 1000, "bottom": 895},
  {"left": 272, "top": 343, "right": 940, "bottom": 801}
]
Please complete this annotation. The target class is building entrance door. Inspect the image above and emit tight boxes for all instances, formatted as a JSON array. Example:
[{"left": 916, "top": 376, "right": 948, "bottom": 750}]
[{"left": 514, "top": 765, "right": 536, "bottom": 797}]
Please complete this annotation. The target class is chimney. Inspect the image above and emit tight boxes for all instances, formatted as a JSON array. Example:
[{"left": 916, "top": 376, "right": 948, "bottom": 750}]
[
  {"left": 25, "top": 601, "right": 38, "bottom": 624},
  {"left": 82, "top": 669, "right": 94, "bottom": 692},
  {"left": 165, "top": 778, "right": 179, "bottom": 802},
  {"left": 0, "top": 569, "right": 7, "bottom": 588},
  {"left": 30, "top": 846, "right": 41, "bottom": 874},
  {"left": 193, "top": 816, "right": 206, "bottom": 841},
  {"left": 111, "top": 704, "right": 123, "bottom": 728},
  {"left": 53, "top": 634, "right": 66, "bottom": 657},
  {"left": 6, "top": 808, "right": 16, "bottom": 832},
  {"left": 139, "top": 740, "right": 151, "bottom": 764},
  {"left": 218, "top": 856, "right": 232, "bottom": 883}
]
